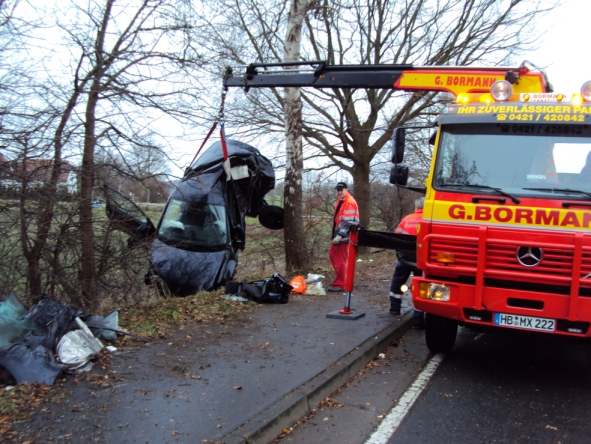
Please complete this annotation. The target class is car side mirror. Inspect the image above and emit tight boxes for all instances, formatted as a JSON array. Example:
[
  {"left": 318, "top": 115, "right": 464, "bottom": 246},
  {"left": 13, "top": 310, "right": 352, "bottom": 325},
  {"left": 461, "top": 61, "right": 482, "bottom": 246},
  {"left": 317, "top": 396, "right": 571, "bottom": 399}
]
[
  {"left": 390, "top": 165, "right": 409, "bottom": 186},
  {"left": 391, "top": 127, "right": 406, "bottom": 163}
]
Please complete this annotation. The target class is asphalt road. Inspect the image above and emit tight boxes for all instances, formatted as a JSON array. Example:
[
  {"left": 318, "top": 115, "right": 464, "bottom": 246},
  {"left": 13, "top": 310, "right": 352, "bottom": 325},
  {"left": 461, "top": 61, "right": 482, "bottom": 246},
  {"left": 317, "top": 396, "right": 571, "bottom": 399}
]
[
  {"left": 392, "top": 328, "right": 591, "bottom": 443},
  {"left": 280, "top": 327, "right": 591, "bottom": 444}
]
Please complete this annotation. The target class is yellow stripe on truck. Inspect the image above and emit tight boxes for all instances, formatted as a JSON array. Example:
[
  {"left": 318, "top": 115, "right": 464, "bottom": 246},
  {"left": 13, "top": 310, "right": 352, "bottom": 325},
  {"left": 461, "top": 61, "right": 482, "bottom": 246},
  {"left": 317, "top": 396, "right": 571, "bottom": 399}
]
[{"left": 431, "top": 201, "right": 591, "bottom": 232}]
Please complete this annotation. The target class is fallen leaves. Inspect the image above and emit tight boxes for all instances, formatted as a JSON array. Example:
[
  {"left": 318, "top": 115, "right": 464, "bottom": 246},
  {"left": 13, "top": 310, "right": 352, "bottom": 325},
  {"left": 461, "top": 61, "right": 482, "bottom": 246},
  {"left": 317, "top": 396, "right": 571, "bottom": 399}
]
[
  {"left": 0, "top": 382, "right": 61, "bottom": 440},
  {"left": 119, "top": 288, "right": 256, "bottom": 339}
]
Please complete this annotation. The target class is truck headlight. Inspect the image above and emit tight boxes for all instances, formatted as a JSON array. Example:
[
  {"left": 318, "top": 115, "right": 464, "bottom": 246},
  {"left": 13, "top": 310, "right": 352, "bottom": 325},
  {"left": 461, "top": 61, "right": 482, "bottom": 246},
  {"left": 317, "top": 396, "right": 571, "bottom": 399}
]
[
  {"left": 581, "top": 81, "right": 591, "bottom": 102},
  {"left": 491, "top": 80, "right": 512, "bottom": 101},
  {"left": 418, "top": 283, "right": 451, "bottom": 301},
  {"left": 429, "top": 284, "right": 450, "bottom": 301}
]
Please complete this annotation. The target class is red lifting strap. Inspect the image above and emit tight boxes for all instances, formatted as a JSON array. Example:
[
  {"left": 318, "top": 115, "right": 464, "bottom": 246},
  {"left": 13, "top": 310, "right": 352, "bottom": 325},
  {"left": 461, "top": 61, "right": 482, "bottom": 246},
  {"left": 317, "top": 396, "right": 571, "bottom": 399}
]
[{"left": 188, "top": 122, "right": 218, "bottom": 169}]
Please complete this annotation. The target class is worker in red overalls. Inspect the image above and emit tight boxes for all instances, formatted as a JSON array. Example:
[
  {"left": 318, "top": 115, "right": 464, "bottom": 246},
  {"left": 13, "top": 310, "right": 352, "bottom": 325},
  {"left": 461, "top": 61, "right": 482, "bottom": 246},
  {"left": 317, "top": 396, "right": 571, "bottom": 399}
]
[
  {"left": 328, "top": 182, "right": 359, "bottom": 292},
  {"left": 389, "top": 197, "right": 425, "bottom": 328}
]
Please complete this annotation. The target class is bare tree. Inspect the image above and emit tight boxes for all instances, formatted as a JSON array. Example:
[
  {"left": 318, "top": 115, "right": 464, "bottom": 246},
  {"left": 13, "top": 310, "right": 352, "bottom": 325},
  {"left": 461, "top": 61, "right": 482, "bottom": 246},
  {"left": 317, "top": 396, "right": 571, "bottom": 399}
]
[
  {"left": 0, "top": 0, "right": 205, "bottom": 308},
  {"left": 194, "top": 0, "right": 555, "bottom": 233},
  {"left": 283, "top": 0, "right": 315, "bottom": 273}
]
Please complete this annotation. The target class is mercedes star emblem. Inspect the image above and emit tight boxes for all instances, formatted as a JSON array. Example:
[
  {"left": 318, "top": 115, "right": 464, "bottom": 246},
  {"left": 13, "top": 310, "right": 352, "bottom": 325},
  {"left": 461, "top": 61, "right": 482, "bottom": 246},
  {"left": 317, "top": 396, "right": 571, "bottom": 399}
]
[{"left": 516, "top": 246, "right": 543, "bottom": 267}]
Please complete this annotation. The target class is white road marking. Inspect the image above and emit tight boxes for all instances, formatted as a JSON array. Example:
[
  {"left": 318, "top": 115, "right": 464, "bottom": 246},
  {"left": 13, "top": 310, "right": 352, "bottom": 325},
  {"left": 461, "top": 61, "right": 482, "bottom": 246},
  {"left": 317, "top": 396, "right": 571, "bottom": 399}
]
[{"left": 364, "top": 353, "right": 445, "bottom": 444}]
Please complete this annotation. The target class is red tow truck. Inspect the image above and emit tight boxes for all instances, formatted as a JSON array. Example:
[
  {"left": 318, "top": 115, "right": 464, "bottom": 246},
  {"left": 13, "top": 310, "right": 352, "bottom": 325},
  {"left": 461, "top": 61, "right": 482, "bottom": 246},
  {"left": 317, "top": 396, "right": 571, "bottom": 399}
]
[{"left": 225, "top": 61, "right": 591, "bottom": 352}]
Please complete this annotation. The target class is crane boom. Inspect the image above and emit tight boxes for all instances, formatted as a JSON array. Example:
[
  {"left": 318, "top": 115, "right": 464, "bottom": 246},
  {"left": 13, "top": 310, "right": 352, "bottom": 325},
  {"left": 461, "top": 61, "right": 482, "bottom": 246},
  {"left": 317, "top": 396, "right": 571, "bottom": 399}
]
[{"left": 223, "top": 60, "right": 550, "bottom": 95}]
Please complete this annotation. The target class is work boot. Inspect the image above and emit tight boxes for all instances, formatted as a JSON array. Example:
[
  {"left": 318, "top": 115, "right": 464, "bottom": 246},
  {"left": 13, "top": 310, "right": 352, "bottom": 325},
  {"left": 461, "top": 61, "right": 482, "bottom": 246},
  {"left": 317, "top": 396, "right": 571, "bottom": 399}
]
[
  {"left": 389, "top": 296, "right": 401, "bottom": 315},
  {"left": 328, "top": 286, "right": 345, "bottom": 292}
]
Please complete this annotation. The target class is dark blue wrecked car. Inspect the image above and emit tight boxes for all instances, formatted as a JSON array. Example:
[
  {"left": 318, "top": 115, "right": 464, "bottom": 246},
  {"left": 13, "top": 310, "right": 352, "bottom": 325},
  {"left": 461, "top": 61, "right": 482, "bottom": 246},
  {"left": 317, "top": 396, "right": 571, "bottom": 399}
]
[{"left": 104, "top": 140, "right": 284, "bottom": 296}]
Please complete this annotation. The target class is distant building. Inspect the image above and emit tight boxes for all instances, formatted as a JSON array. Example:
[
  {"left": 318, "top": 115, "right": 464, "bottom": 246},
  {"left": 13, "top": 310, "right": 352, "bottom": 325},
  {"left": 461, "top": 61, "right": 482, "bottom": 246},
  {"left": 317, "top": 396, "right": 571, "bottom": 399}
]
[{"left": 0, "top": 157, "right": 76, "bottom": 194}]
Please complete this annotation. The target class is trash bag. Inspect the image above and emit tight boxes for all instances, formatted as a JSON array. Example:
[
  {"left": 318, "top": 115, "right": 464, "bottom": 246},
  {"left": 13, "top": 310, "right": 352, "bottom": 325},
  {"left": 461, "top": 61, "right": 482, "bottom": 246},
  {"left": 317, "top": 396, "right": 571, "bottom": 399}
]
[
  {"left": 23, "top": 298, "right": 88, "bottom": 348},
  {"left": 304, "top": 273, "right": 326, "bottom": 295},
  {"left": 0, "top": 342, "right": 64, "bottom": 385},
  {"left": 83, "top": 310, "right": 119, "bottom": 341},
  {"left": 289, "top": 275, "right": 307, "bottom": 294},
  {"left": 56, "top": 318, "right": 104, "bottom": 369},
  {"left": 305, "top": 281, "right": 326, "bottom": 296},
  {"left": 243, "top": 273, "right": 292, "bottom": 304},
  {"left": 0, "top": 292, "right": 40, "bottom": 348}
]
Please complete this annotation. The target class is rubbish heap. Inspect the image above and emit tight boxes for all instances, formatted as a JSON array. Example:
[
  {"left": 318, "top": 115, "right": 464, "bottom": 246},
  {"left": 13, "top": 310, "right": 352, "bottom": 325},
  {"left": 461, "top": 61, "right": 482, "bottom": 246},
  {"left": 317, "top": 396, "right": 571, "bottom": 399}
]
[{"left": 0, "top": 292, "right": 124, "bottom": 386}]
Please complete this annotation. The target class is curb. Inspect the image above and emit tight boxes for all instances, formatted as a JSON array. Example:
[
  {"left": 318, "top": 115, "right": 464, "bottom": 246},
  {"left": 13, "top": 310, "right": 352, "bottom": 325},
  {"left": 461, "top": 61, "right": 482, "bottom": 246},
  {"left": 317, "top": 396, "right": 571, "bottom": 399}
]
[{"left": 221, "top": 311, "right": 415, "bottom": 444}]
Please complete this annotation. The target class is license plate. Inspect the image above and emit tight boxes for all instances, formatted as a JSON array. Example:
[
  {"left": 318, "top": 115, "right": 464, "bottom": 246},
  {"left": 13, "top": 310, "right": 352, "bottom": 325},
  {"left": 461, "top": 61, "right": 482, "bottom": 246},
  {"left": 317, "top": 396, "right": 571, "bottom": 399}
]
[{"left": 493, "top": 312, "right": 555, "bottom": 332}]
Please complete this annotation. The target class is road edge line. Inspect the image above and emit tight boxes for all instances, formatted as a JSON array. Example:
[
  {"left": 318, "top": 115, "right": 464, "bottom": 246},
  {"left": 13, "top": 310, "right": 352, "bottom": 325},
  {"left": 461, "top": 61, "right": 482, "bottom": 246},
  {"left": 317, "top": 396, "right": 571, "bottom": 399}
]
[{"left": 364, "top": 353, "right": 445, "bottom": 444}]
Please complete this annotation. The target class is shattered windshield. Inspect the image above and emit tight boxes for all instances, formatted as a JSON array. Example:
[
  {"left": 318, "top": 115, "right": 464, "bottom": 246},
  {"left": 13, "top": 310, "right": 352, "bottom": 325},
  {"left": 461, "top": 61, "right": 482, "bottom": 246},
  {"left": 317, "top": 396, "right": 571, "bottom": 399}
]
[
  {"left": 433, "top": 123, "right": 591, "bottom": 197},
  {"left": 158, "top": 199, "right": 228, "bottom": 249}
]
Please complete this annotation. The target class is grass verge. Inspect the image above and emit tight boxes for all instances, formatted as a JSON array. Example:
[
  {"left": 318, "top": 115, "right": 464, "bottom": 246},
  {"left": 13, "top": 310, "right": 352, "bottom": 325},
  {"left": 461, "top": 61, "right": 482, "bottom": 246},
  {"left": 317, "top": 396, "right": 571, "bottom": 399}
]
[{"left": 118, "top": 288, "right": 257, "bottom": 340}]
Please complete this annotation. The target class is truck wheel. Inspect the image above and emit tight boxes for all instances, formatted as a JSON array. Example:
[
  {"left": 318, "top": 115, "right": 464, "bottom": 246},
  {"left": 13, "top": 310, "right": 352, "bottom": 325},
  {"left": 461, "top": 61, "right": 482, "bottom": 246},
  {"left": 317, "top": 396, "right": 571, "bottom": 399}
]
[{"left": 425, "top": 313, "right": 458, "bottom": 353}]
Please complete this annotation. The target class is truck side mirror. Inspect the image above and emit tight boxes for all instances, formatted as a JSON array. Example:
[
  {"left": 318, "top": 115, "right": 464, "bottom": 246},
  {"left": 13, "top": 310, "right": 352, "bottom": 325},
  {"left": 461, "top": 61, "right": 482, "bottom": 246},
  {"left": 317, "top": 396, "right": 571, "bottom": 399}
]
[
  {"left": 391, "top": 127, "right": 406, "bottom": 163},
  {"left": 389, "top": 165, "right": 409, "bottom": 186},
  {"left": 429, "top": 130, "right": 437, "bottom": 146}
]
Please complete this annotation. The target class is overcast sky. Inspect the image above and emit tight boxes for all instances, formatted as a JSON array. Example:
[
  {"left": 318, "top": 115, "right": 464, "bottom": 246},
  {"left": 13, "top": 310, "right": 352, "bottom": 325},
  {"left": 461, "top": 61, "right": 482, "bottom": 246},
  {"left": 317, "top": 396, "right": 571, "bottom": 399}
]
[
  {"left": 529, "top": 0, "right": 590, "bottom": 92},
  {"left": 173, "top": 0, "right": 590, "bottom": 178}
]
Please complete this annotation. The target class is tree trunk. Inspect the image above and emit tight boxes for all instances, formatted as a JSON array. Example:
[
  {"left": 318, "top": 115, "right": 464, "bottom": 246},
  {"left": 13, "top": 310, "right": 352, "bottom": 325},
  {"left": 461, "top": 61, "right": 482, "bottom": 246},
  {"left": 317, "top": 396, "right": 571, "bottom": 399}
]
[
  {"left": 77, "top": 0, "right": 114, "bottom": 309},
  {"left": 283, "top": 0, "right": 310, "bottom": 273},
  {"left": 78, "top": 78, "right": 100, "bottom": 308}
]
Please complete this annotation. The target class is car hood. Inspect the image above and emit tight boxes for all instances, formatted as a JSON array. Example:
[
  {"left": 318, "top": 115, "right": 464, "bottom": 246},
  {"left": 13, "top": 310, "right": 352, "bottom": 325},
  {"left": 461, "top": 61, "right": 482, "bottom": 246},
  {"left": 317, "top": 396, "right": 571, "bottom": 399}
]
[{"left": 149, "top": 238, "right": 234, "bottom": 296}]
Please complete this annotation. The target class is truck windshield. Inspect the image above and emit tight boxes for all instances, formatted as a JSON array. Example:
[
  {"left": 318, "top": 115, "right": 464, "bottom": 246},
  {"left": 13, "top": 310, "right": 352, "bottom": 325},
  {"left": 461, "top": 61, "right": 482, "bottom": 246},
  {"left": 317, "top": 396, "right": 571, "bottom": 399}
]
[
  {"left": 158, "top": 199, "right": 228, "bottom": 250},
  {"left": 433, "top": 123, "right": 591, "bottom": 197}
]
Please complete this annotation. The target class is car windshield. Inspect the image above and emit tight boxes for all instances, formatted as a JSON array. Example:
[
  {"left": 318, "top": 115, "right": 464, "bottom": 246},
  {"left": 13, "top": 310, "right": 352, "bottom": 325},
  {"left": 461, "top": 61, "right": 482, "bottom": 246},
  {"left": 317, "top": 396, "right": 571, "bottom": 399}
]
[
  {"left": 433, "top": 123, "right": 591, "bottom": 197},
  {"left": 158, "top": 199, "right": 228, "bottom": 249}
]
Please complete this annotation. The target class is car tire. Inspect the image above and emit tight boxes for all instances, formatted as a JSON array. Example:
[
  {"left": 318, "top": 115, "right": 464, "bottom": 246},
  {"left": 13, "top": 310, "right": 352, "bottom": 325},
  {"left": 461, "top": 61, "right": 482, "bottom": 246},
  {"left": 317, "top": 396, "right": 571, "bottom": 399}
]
[
  {"left": 425, "top": 313, "right": 458, "bottom": 353},
  {"left": 258, "top": 205, "right": 284, "bottom": 230},
  {"left": 149, "top": 275, "right": 172, "bottom": 298},
  {"left": 225, "top": 280, "right": 241, "bottom": 294}
]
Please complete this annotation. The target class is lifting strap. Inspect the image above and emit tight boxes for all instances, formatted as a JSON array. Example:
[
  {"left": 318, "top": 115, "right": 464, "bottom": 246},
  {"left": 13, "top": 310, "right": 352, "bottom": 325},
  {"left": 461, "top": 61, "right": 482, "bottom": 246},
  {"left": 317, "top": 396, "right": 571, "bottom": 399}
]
[{"left": 188, "top": 87, "right": 229, "bottom": 168}]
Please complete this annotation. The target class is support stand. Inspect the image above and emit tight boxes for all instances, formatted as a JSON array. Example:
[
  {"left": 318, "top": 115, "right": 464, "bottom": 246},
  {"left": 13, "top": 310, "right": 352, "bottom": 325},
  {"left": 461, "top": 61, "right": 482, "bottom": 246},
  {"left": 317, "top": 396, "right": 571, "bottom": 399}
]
[{"left": 327, "top": 226, "right": 365, "bottom": 320}]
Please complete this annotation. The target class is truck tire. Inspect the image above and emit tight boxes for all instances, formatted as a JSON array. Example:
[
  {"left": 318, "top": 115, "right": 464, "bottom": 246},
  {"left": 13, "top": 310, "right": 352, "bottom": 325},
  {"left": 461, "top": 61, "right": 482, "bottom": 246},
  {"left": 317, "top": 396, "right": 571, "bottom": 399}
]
[{"left": 425, "top": 313, "right": 458, "bottom": 353}]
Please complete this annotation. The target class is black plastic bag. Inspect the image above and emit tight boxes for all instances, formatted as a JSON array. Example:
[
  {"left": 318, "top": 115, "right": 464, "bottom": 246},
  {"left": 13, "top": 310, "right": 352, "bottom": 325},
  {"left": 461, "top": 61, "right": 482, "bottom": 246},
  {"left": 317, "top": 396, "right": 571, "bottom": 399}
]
[
  {"left": 0, "top": 343, "right": 64, "bottom": 385},
  {"left": 242, "top": 273, "right": 292, "bottom": 304}
]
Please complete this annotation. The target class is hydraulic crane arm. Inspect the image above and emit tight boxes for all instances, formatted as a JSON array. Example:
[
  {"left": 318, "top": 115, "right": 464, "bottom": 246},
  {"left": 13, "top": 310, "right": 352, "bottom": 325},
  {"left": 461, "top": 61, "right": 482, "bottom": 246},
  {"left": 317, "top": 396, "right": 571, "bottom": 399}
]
[{"left": 223, "top": 60, "right": 550, "bottom": 95}]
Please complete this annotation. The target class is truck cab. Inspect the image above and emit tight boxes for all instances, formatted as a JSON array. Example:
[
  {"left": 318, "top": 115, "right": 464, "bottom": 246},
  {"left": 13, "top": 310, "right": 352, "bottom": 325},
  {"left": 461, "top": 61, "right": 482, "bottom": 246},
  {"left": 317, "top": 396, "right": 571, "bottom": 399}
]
[{"left": 393, "top": 82, "right": 591, "bottom": 352}]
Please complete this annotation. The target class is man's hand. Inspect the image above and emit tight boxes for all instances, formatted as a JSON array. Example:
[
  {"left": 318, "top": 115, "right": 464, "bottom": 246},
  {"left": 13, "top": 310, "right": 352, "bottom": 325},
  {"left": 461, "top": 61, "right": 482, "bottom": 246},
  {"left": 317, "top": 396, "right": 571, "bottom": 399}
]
[{"left": 332, "top": 235, "right": 342, "bottom": 245}]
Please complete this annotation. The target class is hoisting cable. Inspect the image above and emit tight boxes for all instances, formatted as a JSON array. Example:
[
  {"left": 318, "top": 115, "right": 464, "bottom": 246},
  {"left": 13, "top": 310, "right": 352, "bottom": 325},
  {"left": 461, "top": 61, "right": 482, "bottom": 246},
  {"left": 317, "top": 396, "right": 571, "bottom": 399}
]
[
  {"left": 187, "top": 85, "right": 229, "bottom": 169},
  {"left": 218, "top": 87, "right": 232, "bottom": 180}
]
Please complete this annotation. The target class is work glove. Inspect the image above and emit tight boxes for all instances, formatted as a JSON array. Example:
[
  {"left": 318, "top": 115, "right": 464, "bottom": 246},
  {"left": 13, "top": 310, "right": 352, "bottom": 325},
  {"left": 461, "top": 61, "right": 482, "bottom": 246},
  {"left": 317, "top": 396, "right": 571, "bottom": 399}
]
[{"left": 332, "top": 235, "right": 342, "bottom": 245}]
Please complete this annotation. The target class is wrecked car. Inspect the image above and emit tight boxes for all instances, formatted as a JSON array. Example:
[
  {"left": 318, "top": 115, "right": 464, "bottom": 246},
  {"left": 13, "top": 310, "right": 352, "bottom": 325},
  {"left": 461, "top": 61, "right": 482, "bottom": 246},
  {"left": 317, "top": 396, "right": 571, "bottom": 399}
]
[{"left": 104, "top": 139, "right": 284, "bottom": 296}]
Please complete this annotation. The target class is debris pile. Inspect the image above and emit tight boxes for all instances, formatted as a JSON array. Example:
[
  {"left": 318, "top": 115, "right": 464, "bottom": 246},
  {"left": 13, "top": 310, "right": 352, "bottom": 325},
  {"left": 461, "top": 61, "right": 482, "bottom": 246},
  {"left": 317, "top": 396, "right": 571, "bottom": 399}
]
[{"left": 0, "top": 292, "right": 132, "bottom": 386}]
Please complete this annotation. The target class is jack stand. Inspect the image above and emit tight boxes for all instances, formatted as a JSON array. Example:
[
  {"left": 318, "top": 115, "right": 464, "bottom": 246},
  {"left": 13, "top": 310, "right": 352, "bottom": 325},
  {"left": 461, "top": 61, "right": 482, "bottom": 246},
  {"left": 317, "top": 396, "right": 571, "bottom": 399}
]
[
  {"left": 327, "top": 226, "right": 365, "bottom": 321},
  {"left": 326, "top": 291, "right": 365, "bottom": 319}
]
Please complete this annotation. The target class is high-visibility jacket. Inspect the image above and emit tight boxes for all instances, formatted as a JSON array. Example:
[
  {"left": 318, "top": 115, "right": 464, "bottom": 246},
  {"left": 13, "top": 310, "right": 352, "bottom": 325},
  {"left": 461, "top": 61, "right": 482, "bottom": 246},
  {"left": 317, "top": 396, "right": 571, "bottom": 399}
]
[
  {"left": 395, "top": 209, "right": 423, "bottom": 235},
  {"left": 395, "top": 208, "right": 422, "bottom": 266},
  {"left": 332, "top": 193, "right": 359, "bottom": 243}
]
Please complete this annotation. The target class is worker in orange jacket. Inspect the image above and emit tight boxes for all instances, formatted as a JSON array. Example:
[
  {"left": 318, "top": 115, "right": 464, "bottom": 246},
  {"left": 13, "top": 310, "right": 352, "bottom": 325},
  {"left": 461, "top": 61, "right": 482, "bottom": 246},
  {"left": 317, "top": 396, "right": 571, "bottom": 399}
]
[
  {"left": 389, "top": 197, "right": 425, "bottom": 328},
  {"left": 328, "top": 182, "right": 359, "bottom": 292}
]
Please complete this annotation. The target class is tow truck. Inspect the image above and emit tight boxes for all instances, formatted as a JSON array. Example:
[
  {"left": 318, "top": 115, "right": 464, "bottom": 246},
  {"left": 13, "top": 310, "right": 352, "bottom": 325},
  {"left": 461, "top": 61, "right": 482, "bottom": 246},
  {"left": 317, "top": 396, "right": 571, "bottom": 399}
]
[{"left": 224, "top": 61, "right": 591, "bottom": 352}]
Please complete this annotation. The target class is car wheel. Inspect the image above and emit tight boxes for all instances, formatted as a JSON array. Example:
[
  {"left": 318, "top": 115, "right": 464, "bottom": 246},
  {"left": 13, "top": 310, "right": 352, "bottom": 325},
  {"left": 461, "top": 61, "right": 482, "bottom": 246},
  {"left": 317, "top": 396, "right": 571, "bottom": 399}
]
[
  {"left": 425, "top": 313, "right": 458, "bottom": 353},
  {"left": 225, "top": 280, "right": 241, "bottom": 294},
  {"left": 259, "top": 205, "right": 284, "bottom": 230},
  {"left": 149, "top": 275, "right": 173, "bottom": 298}
]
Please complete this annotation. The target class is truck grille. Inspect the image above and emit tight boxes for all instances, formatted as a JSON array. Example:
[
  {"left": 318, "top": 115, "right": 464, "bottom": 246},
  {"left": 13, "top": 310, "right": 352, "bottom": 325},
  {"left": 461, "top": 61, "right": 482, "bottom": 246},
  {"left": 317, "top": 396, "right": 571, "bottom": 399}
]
[
  {"left": 486, "top": 243, "right": 572, "bottom": 277},
  {"left": 427, "top": 235, "right": 591, "bottom": 286}
]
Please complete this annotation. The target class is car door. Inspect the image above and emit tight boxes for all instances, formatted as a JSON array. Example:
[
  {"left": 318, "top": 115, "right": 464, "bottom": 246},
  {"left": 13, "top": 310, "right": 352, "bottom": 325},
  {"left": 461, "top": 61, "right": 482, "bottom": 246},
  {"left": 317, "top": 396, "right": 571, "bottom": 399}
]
[{"left": 103, "top": 185, "right": 156, "bottom": 244}]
